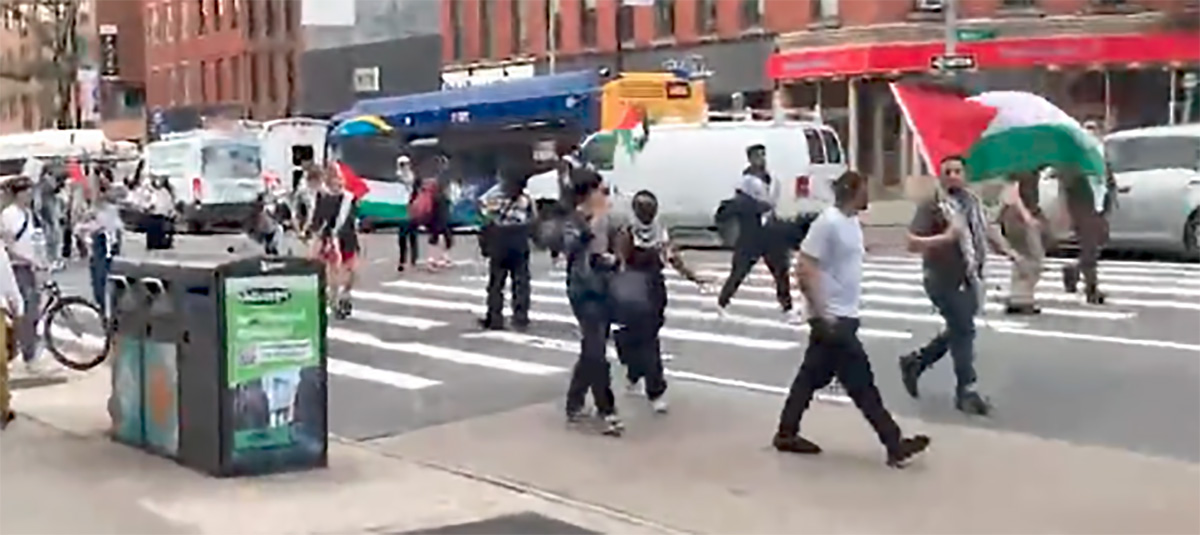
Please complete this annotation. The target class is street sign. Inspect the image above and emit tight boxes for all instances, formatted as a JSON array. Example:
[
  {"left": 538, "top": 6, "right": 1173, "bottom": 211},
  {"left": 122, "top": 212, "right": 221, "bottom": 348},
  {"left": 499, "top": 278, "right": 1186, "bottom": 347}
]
[
  {"left": 956, "top": 28, "right": 996, "bottom": 42},
  {"left": 931, "top": 54, "right": 977, "bottom": 71}
]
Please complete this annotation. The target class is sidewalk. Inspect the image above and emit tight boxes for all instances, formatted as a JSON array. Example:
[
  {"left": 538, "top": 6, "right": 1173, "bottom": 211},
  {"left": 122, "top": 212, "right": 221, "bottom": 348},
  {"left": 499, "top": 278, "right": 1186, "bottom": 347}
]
[
  {"left": 1, "top": 370, "right": 672, "bottom": 535},
  {"left": 370, "top": 382, "right": 1200, "bottom": 535}
]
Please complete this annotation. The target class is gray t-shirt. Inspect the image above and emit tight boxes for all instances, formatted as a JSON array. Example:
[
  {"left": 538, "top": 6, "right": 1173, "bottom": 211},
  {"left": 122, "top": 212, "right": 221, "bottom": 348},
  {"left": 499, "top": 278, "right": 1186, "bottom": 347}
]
[
  {"left": 909, "top": 196, "right": 969, "bottom": 287},
  {"left": 800, "top": 206, "right": 864, "bottom": 319}
]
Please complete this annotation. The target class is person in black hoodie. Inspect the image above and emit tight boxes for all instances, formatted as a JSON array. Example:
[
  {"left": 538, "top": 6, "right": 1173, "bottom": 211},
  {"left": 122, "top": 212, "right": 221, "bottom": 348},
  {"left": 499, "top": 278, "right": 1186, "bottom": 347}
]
[
  {"left": 560, "top": 168, "right": 623, "bottom": 436},
  {"left": 716, "top": 144, "right": 798, "bottom": 323},
  {"left": 477, "top": 170, "right": 535, "bottom": 331}
]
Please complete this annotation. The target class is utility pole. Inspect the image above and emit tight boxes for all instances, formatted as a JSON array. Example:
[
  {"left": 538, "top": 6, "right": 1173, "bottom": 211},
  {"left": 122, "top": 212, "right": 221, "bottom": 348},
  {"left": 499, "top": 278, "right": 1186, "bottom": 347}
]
[
  {"left": 943, "top": 0, "right": 958, "bottom": 57},
  {"left": 547, "top": 0, "right": 558, "bottom": 74}
]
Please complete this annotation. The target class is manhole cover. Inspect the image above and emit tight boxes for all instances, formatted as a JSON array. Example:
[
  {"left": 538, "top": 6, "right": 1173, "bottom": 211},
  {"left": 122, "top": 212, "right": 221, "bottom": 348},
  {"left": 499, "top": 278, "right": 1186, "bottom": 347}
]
[
  {"left": 393, "top": 512, "right": 599, "bottom": 535},
  {"left": 10, "top": 375, "right": 69, "bottom": 390}
]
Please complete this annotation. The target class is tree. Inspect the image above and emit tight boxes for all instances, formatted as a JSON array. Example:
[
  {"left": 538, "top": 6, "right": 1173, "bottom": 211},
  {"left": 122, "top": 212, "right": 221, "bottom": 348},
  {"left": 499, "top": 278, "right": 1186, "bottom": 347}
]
[{"left": 0, "top": 0, "right": 82, "bottom": 129}]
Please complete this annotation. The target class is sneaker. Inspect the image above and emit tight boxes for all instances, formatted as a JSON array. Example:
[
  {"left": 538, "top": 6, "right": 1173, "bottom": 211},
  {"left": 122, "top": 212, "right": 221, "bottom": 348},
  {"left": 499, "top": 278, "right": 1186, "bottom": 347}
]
[
  {"left": 886, "top": 435, "right": 931, "bottom": 468},
  {"left": 650, "top": 395, "right": 669, "bottom": 414},
  {"left": 602, "top": 414, "right": 625, "bottom": 436},
  {"left": 511, "top": 318, "right": 530, "bottom": 332},
  {"left": 898, "top": 353, "right": 922, "bottom": 399},
  {"left": 1085, "top": 290, "right": 1106, "bottom": 305},
  {"left": 477, "top": 317, "right": 505, "bottom": 330},
  {"left": 1061, "top": 265, "right": 1079, "bottom": 293},
  {"left": 772, "top": 433, "right": 822, "bottom": 454},
  {"left": 22, "top": 359, "right": 50, "bottom": 376},
  {"left": 715, "top": 303, "right": 730, "bottom": 320},
  {"left": 955, "top": 391, "right": 993, "bottom": 417},
  {"left": 782, "top": 308, "right": 804, "bottom": 325},
  {"left": 1004, "top": 303, "right": 1042, "bottom": 315},
  {"left": 624, "top": 376, "right": 641, "bottom": 396},
  {"left": 566, "top": 406, "right": 589, "bottom": 424}
]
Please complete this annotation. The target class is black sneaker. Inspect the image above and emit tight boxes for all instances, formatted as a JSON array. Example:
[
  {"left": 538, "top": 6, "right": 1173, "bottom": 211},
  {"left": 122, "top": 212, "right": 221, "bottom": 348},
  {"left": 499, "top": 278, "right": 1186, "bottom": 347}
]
[
  {"left": 511, "top": 318, "right": 530, "bottom": 332},
  {"left": 601, "top": 414, "right": 625, "bottom": 437},
  {"left": 899, "top": 353, "right": 922, "bottom": 399},
  {"left": 1004, "top": 303, "right": 1042, "bottom": 315},
  {"left": 955, "top": 392, "right": 993, "bottom": 417},
  {"left": 1061, "top": 265, "right": 1079, "bottom": 293},
  {"left": 565, "top": 407, "right": 588, "bottom": 424},
  {"left": 477, "top": 317, "right": 505, "bottom": 330},
  {"left": 773, "top": 433, "right": 822, "bottom": 454},
  {"left": 886, "top": 435, "right": 931, "bottom": 468},
  {"left": 1085, "top": 290, "right": 1106, "bottom": 305},
  {"left": 396, "top": 264, "right": 406, "bottom": 273}
]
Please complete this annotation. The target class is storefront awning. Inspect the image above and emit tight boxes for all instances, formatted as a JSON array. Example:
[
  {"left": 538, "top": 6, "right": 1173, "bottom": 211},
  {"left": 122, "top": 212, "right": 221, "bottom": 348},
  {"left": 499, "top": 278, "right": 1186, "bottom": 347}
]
[
  {"left": 332, "top": 70, "right": 601, "bottom": 136},
  {"left": 767, "top": 32, "right": 1200, "bottom": 80}
]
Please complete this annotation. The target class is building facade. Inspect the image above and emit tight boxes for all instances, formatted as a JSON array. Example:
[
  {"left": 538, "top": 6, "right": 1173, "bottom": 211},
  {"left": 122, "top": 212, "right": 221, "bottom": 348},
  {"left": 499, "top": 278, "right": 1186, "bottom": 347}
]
[
  {"left": 0, "top": 9, "right": 42, "bottom": 133},
  {"left": 298, "top": 0, "right": 442, "bottom": 118},
  {"left": 143, "top": 0, "right": 302, "bottom": 138},
  {"left": 95, "top": 0, "right": 147, "bottom": 141}
]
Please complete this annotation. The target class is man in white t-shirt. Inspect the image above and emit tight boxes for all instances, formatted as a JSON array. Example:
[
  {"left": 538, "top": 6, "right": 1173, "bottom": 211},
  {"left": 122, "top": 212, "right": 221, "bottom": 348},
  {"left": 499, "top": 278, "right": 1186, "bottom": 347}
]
[
  {"left": 1, "top": 176, "right": 44, "bottom": 372},
  {"left": 773, "top": 171, "right": 930, "bottom": 468}
]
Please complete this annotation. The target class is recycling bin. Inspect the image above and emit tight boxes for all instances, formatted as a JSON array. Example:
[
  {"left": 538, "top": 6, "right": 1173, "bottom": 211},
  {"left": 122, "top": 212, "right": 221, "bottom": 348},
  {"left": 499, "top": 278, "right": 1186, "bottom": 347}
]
[{"left": 107, "top": 255, "right": 327, "bottom": 477}]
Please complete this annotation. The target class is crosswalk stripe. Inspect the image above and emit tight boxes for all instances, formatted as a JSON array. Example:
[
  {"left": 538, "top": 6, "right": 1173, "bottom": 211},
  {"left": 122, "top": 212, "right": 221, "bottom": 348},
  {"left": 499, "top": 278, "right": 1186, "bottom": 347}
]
[
  {"left": 990, "top": 326, "right": 1200, "bottom": 353},
  {"left": 701, "top": 261, "right": 1200, "bottom": 286},
  {"left": 479, "top": 276, "right": 1025, "bottom": 329},
  {"left": 859, "top": 280, "right": 1200, "bottom": 311},
  {"left": 868, "top": 254, "right": 1200, "bottom": 277},
  {"left": 328, "top": 327, "right": 565, "bottom": 375},
  {"left": 462, "top": 330, "right": 676, "bottom": 362},
  {"left": 348, "top": 310, "right": 448, "bottom": 330},
  {"left": 326, "top": 359, "right": 441, "bottom": 389},
  {"left": 352, "top": 289, "right": 801, "bottom": 350}
]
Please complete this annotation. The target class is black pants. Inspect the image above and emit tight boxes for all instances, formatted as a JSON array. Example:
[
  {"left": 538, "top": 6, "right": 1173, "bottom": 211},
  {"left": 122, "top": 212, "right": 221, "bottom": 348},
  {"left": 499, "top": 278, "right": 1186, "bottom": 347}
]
[
  {"left": 718, "top": 238, "right": 792, "bottom": 311},
  {"left": 397, "top": 221, "right": 419, "bottom": 266},
  {"left": 615, "top": 271, "right": 667, "bottom": 400},
  {"left": 484, "top": 247, "right": 531, "bottom": 325},
  {"left": 566, "top": 297, "right": 615, "bottom": 417},
  {"left": 145, "top": 214, "right": 173, "bottom": 250},
  {"left": 778, "top": 318, "right": 902, "bottom": 451}
]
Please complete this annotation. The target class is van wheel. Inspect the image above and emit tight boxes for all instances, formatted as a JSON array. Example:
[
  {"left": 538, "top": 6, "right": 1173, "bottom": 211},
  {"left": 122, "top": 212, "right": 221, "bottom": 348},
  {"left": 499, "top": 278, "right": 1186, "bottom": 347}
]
[{"left": 1184, "top": 209, "right": 1200, "bottom": 261}]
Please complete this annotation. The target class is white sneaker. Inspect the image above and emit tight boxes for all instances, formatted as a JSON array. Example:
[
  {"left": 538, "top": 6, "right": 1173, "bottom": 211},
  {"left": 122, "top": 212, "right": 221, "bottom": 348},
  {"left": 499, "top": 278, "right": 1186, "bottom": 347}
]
[
  {"left": 783, "top": 308, "right": 805, "bottom": 325},
  {"left": 651, "top": 395, "right": 669, "bottom": 414},
  {"left": 714, "top": 303, "right": 730, "bottom": 319},
  {"left": 23, "top": 358, "right": 51, "bottom": 375}
]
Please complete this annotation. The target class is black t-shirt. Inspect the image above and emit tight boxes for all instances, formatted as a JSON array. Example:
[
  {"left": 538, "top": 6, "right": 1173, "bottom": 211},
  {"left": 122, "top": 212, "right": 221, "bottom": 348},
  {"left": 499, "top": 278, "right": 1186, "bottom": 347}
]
[
  {"left": 909, "top": 195, "right": 969, "bottom": 287},
  {"left": 312, "top": 191, "right": 358, "bottom": 245}
]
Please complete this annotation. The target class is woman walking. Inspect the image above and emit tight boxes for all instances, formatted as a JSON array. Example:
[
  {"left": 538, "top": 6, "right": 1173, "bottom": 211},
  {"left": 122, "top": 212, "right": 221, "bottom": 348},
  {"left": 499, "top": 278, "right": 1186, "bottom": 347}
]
[
  {"left": 560, "top": 169, "right": 623, "bottom": 435},
  {"left": 395, "top": 155, "right": 420, "bottom": 272}
]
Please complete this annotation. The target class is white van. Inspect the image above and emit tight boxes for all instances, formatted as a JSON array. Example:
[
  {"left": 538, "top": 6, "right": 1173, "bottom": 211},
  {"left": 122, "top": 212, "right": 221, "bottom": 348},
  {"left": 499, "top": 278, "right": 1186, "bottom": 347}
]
[
  {"left": 528, "top": 114, "right": 847, "bottom": 238},
  {"left": 143, "top": 130, "right": 264, "bottom": 232},
  {"left": 259, "top": 118, "right": 328, "bottom": 193}
]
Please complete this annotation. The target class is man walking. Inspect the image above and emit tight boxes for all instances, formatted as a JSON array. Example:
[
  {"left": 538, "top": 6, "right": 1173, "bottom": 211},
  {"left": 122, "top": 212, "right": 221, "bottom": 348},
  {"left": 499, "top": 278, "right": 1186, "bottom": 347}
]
[
  {"left": 899, "top": 156, "right": 1022, "bottom": 416},
  {"left": 1001, "top": 170, "right": 1046, "bottom": 315},
  {"left": 1058, "top": 122, "right": 1115, "bottom": 305},
  {"left": 478, "top": 170, "right": 535, "bottom": 331},
  {"left": 774, "top": 171, "right": 930, "bottom": 467},
  {"left": 716, "top": 144, "right": 798, "bottom": 322},
  {"left": 1, "top": 176, "right": 45, "bottom": 373}
]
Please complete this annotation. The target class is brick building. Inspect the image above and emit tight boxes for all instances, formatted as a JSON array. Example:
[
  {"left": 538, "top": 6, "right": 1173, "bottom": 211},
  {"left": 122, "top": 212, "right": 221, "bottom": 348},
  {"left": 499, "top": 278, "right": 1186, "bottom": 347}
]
[
  {"left": 95, "top": 0, "right": 147, "bottom": 140},
  {"left": 0, "top": 10, "right": 41, "bottom": 133},
  {"left": 144, "top": 0, "right": 302, "bottom": 138}
]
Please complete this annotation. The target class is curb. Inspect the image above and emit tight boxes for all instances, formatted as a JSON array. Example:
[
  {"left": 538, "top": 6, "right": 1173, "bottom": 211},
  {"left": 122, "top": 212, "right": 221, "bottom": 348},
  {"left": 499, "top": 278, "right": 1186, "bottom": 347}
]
[{"left": 332, "top": 435, "right": 692, "bottom": 535}]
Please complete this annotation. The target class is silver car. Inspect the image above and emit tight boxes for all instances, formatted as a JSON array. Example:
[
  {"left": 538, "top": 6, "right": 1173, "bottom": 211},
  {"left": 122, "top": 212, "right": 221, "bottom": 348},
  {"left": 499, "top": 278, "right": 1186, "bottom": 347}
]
[{"left": 1040, "top": 124, "right": 1200, "bottom": 260}]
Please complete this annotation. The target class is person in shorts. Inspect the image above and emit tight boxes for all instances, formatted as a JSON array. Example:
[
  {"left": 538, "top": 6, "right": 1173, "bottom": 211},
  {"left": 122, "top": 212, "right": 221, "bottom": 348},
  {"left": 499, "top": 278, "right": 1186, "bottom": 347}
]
[{"left": 310, "top": 168, "right": 360, "bottom": 319}]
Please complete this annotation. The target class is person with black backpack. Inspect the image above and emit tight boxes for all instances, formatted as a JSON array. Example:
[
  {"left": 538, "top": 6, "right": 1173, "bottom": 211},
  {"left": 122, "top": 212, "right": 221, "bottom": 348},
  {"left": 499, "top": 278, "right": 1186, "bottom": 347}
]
[
  {"left": 612, "top": 190, "right": 708, "bottom": 414},
  {"left": 477, "top": 171, "right": 535, "bottom": 331}
]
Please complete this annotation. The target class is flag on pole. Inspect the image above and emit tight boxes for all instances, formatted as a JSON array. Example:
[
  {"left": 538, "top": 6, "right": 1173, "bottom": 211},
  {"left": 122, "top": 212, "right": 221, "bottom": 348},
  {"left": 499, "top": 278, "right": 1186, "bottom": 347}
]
[{"left": 890, "top": 83, "right": 1108, "bottom": 210}]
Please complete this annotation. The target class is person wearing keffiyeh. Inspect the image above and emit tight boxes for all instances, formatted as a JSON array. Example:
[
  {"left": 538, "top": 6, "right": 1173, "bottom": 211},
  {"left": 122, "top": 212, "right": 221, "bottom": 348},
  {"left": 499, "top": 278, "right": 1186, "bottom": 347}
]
[{"left": 898, "top": 155, "right": 1022, "bottom": 417}]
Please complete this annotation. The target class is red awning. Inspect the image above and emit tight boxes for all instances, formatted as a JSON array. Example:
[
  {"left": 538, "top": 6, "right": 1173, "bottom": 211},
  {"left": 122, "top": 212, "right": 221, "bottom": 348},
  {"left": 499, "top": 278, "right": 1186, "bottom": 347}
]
[{"left": 767, "top": 32, "right": 1200, "bottom": 80}]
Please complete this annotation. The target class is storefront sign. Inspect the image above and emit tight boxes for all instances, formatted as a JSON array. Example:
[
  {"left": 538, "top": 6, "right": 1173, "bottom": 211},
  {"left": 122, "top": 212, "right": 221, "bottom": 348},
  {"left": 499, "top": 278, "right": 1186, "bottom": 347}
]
[
  {"left": 441, "top": 64, "right": 535, "bottom": 90},
  {"left": 352, "top": 67, "right": 381, "bottom": 93},
  {"left": 225, "top": 275, "right": 323, "bottom": 467},
  {"left": 662, "top": 54, "right": 713, "bottom": 79}
]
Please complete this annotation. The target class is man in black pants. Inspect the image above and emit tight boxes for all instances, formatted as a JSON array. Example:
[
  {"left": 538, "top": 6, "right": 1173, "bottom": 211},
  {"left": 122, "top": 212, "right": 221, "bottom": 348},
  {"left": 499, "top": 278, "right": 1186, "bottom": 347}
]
[
  {"left": 477, "top": 173, "right": 535, "bottom": 331},
  {"left": 716, "top": 144, "right": 798, "bottom": 323},
  {"left": 774, "top": 171, "right": 930, "bottom": 467}
]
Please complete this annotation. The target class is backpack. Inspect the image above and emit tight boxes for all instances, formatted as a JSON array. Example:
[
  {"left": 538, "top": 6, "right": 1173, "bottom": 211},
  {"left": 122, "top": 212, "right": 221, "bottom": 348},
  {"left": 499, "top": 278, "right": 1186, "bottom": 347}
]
[{"left": 409, "top": 181, "right": 438, "bottom": 224}]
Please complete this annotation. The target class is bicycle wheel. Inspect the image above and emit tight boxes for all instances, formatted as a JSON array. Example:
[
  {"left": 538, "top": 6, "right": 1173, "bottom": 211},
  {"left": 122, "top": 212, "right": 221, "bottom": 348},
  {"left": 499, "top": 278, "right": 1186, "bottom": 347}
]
[{"left": 42, "top": 296, "right": 110, "bottom": 371}]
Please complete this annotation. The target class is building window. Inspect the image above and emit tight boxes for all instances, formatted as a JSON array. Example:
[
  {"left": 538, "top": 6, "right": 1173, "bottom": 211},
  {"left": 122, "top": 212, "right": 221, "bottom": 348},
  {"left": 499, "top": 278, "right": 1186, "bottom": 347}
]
[
  {"left": 282, "top": 0, "right": 293, "bottom": 34},
  {"left": 229, "top": 0, "right": 238, "bottom": 28},
  {"left": 265, "top": 0, "right": 275, "bottom": 36},
  {"left": 246, "top": 0, "right": 256, "bottom": 36},
  {"left": 165, "top": 2, "right": 174, "bottom": 41},
  {"left": 285, "top": 53, "right": 296, "bottom": 111},
  {"left": 249, "top": 54, "right": 259, "bottom": 103},
  {"left": 740, "top": 0, "right": 763, "bottom": 28},
  {"left": 182, "top": 63, "right": 192, "bottom": 103},
  {"left": 230, "top": 55, "right": 241, "bottom": 100},
  {"left": 266, "top": 54, "right": 277, "bottom": 103},
  {"left": 813, "top": 0, "right": 838, "bottom": 20},
  {"left": 211, "top": 0, "right": 221, "bottom": 31},
  {"left": 617, "top": 4, "right": 633, "bottom": 43},
  {"left": 480, "top": 0, "right": 492, "bottom": 58},
  {"left": 1001, "top": 0, "right": 1037, "bottom": 7},
  {"left": 450, "top": 0, "right": 463, "bottom": 60},
  {"left": 180, "top": 0, "right": 189, "bottom": 38},
  {"left": 215, "top": 58, "right": 225, "bottom": 101},
  {"left": 148, "top": 6, "right": 158, "bottom": 44},
  {"left": 200, "top": 60, "right": 209, "bottom": 102},
  {"left": 580, "top": 0, "right": 597, "bottom": 48},
  {"left": 510, "top": 0, "right": 524, "bottom": 54},
  {"left": 546, "top": 0, "right": 563, "bottom": 52},
  {"left": 197, "top": 0, "right": 207, "bottom": 35},
  {"left": 695, "top": 0, "right": 716, "bottom": 34},
  {"left": 653, "top": 0, "right": 674, "bottom": 38}
]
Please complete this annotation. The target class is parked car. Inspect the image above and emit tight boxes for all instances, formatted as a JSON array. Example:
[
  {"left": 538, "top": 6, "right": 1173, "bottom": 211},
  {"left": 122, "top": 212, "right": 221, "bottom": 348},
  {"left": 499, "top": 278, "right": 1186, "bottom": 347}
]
[{"left": 1040, "top": 124, "right": 1200, "bottom": 260}]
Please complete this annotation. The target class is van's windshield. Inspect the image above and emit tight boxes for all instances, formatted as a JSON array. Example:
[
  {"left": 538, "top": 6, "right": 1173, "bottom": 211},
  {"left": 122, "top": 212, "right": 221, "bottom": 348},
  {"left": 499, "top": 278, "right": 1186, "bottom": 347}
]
[
  {"left": 1106, "top": 136, "right": 1200, "bottom": 173},
  {"left": 202, "top": 141, "right": 261, "bottom": 180}
]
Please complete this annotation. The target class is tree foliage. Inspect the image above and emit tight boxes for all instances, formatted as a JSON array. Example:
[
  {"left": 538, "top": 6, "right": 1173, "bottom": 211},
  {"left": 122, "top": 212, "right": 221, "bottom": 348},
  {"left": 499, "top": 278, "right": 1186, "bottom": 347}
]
[{"left": 0, "top": 0, "right": 82, "bottom": 127}]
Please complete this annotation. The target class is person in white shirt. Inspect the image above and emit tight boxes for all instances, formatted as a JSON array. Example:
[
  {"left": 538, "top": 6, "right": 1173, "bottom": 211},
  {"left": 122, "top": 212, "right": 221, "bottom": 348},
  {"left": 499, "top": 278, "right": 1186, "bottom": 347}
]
[
  {"left": 1, "top": 176, "right": 44, "bottom": 371},
  {"left": 0, "top": 236, "right": 23, "bottom": 426},
  {"left": 773, "top": 171, "right": 930, "bottom": 468}
]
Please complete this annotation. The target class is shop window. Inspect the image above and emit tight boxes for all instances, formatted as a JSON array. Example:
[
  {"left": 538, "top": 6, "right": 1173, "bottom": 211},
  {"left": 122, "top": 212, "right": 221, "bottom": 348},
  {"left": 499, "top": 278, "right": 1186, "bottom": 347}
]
[
  {"left": 740, "top": 0, "right": 763, "bottom": 28},
  {"left": 695, "top": 0, "right": 716, "bottom": 35},
  {"left": 581, "top": 0, "right": 597, "bottom": 48},
  {"left": 804, "top": 129, "right": 825, "bottom": 164},
  {"left": 653, "top": 0, "right": 674, "bottom": 38}
]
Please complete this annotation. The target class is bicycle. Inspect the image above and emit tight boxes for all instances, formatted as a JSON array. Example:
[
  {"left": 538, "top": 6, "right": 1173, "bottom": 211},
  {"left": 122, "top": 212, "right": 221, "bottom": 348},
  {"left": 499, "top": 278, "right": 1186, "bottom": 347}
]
[{"left": 40, "top": 279, "right": 112, "bottom": 371}]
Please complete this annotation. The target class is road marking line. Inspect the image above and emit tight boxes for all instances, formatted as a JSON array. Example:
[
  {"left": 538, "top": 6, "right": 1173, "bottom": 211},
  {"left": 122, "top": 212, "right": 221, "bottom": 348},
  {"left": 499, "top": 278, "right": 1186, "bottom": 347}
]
[
  {"left": 859, "top": 280, "right": 1200, "bottom": 311},
  {"left": 328, "top": 327, "right": 564, "bottom": 375},
  {"left": 487, "top": 277, "right": 1023, "bottom": 329},
  {"left": 868, "top": 254, "right": 1200, "bottom": 276},
  {"left": 989, "top": 326, "right": 1200, "bottom": 353},
  {"left": 357, "top": 287, "right": 802, "bottom": 350},
  {"left": 326, "top": 359, "right": 441, "bottom": 389},
  {"left": 349, "top": 310, "right": 448, "bottom": 330},
  {"left": 462, "top": 330, "right": 676, "bottom": 362},
  {"left": 699, "top": 261, "right": 1200, "bottom": 285}
]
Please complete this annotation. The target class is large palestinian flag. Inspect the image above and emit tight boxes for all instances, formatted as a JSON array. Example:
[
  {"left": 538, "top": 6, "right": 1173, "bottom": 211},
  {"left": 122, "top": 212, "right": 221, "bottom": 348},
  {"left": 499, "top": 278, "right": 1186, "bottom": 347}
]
[{"left": 891, "top": 83, "right": 1108, "bottom": 210}]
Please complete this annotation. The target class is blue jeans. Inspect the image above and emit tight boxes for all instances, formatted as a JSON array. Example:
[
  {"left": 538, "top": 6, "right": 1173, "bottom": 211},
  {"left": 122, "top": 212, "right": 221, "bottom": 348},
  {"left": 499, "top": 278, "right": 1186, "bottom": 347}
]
[
  {"left": 90, "top": 232, "right": 119, "bottom": 316},
  {"left": 916, "top": 277, "right": 979, "bottom": 398},
  {"left": 565, "top": 296, "right": 615, "bottom": 417}
]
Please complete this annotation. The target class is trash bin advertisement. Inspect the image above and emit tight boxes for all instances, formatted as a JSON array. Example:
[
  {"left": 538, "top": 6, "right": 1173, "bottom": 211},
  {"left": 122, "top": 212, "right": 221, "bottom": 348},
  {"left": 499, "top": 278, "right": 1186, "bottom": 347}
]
[{"left": 224, "top": 274, "right": 325, "bottom": 471}]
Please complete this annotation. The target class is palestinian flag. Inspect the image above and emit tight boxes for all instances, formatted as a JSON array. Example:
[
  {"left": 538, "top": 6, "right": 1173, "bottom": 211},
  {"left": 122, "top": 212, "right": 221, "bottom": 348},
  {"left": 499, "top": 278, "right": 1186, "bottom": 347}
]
[
  {"left": 587, "top": 105, "right": 649, "bottom": 164},
  {"left": 891, "top": 83, "right": 1108, "bottom": 210},
  {"left": 334, "top": 160, "right": 369, "bottom": 199}
]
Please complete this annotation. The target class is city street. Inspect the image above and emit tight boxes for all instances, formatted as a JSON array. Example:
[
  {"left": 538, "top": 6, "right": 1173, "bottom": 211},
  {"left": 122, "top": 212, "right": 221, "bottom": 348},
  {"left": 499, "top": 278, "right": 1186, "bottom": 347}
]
[{"left": 20, "top": 230, "right": 1200, "bottom": 533}]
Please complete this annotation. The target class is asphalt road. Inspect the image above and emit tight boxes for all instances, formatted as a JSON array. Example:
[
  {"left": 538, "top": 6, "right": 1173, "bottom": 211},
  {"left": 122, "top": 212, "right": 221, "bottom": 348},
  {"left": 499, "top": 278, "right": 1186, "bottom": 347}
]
[{"left": 51, "top": 232, "right": 1200, "bottom": 463}]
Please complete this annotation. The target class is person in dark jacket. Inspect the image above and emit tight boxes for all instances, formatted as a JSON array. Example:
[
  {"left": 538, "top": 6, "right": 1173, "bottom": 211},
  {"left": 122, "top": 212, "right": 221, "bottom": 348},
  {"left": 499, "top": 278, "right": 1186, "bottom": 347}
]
[
  {"left": 560, "top": 168, "right": 624, "bottom": 436},
  {"left": 478, "top": 172, "right": 535, "bottom": 331},
  {"left": 395, "top": 155, "right": 420, "bottom": 272},
  {"left": 716, "top": 144, "right": 798, "bottom": 323}
]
